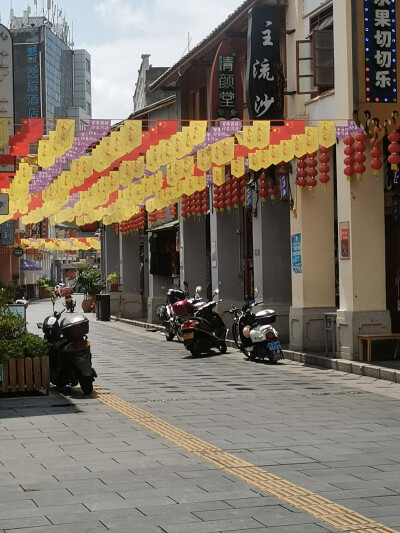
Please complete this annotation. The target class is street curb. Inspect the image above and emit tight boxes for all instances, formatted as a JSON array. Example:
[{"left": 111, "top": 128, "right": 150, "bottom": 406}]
[{"left": 112, "top": 316, "right": 400, "bottom": 384}]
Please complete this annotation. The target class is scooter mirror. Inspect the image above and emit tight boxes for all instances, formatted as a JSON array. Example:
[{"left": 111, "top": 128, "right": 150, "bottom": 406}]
[
  {"left": 37, "top": 322, "right": 43, "bottom": 329},
  {"left": 213, "top": 288, "right": 219, "bottom": 295},
  {"left": 196, "top": 285, "right": 202, "bottom": 292}
]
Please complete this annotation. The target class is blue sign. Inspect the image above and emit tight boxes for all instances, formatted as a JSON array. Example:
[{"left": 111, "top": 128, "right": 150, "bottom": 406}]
[{"left": 291, "top": 233, "right": 302, "bottom": 274}]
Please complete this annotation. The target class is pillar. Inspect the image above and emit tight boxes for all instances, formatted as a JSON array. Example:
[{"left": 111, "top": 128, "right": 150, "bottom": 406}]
[{"left": 289, "top": 174, "right": 336, "bottom": 352}]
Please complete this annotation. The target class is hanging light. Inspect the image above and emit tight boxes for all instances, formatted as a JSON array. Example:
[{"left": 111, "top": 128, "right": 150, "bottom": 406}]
[
  {"left": 318, "top": 146, "right": 330, "bottom": 190},
  {"left": 388, "top": 130, "right": 400, "bottom": 171},
  {"left": 370, "top": 139, "right": 383, "bottom": 176},
  {"left": 306, "top": 152, "right": 318, "bottom": 191},
  {"left": 354, "top": 132, "right": 367, "bottom": 180},
  {"left": 258, "top": 170, "right": 268, "bottom": 202},
  {"left": 343, "top": 135, "right": 355, "bottom": 180},
  {"left": 296, "top": 155, "right": 307, "bottom": 189}
]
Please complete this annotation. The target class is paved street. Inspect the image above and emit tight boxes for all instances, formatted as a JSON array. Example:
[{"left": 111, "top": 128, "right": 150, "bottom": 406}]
[{"left": 1, "top": 296, "right": 400, "bottom": 532}]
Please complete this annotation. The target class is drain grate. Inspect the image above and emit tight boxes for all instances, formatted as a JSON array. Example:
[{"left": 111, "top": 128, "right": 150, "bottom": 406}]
[{"left": 93, "top": 385, "right": 399, "bottom": 533}]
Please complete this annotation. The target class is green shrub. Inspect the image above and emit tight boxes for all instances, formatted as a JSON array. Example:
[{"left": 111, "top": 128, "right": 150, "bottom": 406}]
[{"left": 0, "top": 310, "right": 25, "bottom": 340}]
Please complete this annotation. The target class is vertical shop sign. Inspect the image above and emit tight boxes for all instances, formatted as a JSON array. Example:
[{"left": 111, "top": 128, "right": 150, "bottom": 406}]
[
  {"left": 340, "top": 221, "right": 350, "bottom": 260},
  {"left": 0, "top": 24, "right": 14, "bottom": 173},
  {"left": 26, "top": 44, "right": 40, "bottom": 118},
  {"left": 291, "top": 233, "right": 302, "bottom": 274},
  {"left": 364, "top": 0, "right": 397, "bottom": 104},
  {"left": 1, "top": 220, "right": 14, "bottom": 246},
  {"left": 246, "top": 5, "right": 284, "bottom": 120},
  {"left": 355, "top": 0, "right": 398, "bottom": 127},
  {"left": 209, "top": 40, "right": 244, "bottom": 120}
]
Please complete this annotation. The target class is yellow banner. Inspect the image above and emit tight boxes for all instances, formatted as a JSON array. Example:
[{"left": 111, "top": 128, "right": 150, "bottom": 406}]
[
  {"left": 212, "top": 166, "right": 225, "bottom": 186},
  {"left": 197, "top": 147, "right": 212, "bottom": 172},
  {"left": 211, "top": 137, "right": 234, "bottom": 166},
  {"left": 305, "top": 126, "right": 319, "bottom": 153},
  {"left": 231, "top": 157, "right": 244, "bottom": 178},
  {"left": 318, "top": 120, "right": 336, "bottom": 148}
]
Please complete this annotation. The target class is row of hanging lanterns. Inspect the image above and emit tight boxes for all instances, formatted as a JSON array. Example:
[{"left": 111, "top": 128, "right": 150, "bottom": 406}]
[
  {"left": 181, "top": 189, "right": 209, "bottom": 219},
  {"left": 296, "top": 149, "right": 331, "bottom": 191},
  {"left": 114, "top": 206, "right": 147, "bottom": 234}
]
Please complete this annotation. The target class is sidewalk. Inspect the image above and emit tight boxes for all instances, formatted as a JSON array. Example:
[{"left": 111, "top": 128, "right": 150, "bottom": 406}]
[{"left": 115, "top": 315, "right": 400, "bottom": 385}]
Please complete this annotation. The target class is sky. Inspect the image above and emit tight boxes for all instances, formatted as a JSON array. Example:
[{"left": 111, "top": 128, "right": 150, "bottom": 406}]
[{"left": 4, "top": 0, "right": 245, "bottom": 121}]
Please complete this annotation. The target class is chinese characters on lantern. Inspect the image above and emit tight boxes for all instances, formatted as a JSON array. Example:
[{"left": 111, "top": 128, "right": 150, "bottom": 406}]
[{"left": 364, "top": 0, "right": 397, "bottom": 103}]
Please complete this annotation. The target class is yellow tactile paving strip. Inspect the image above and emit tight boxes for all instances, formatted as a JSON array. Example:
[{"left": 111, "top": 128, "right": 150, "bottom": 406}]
[{"left": 94, "top": 386, "right": 399, "bottom": 533}]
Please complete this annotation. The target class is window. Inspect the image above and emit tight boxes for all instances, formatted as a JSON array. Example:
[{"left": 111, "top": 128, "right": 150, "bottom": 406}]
[
  {"left": 296, "top": 6, "right": 334, "bottom": 95},
  {"left": 85, "top": 79, "right": 91, "bottom": 93}
]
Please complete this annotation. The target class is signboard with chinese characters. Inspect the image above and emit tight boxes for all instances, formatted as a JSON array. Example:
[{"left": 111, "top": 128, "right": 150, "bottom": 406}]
[
  {"left": 355, "top": 0, "right": 398, "bottom": 129},
  {"left": 1, "top": 220, "right": 14, "bottom": 246},
  {"left": 13, "top": 41, "right": 41, "bottom": 125},
  {"left": 209, "top": 40, "right": 244, "bottom": 120},
  {"left": 0, "top": 24, "right": 14, "bottom": 173},
  {"left": 246, "top": 5, "right": 284, "bottom": 120},
  {"left": 340, "top": 221, "right": 350, "bottom": 260}
]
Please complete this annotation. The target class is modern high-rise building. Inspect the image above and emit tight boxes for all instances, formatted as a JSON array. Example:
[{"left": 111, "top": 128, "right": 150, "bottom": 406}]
[{"left": 9, "top": 7, "right": 91, "bottom": 128}]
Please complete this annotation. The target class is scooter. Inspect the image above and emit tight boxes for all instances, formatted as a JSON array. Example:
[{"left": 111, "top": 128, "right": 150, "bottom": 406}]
[
  {"left": 37, "top": 304, "right": 97, "bottom": 394},
  {"left": 179, "top": 287, "right": 227, "bottom": 357},
  {"left": 156, "top": 282, "right": 190, "bottom": 342},
  {"left": 229, "top": 295, "right": 284, "bottom": 364},
  {"left": 61, "top": 287, "right": 76, "bottom": 313}
]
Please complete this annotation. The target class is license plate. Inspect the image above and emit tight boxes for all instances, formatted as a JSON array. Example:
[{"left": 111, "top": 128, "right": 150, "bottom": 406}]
[
  {"left": 183, "top": 331, "right": 194, "bottom": 340},
  {"left": 268, "top": 341, "right": 281, "bottom": 351}
]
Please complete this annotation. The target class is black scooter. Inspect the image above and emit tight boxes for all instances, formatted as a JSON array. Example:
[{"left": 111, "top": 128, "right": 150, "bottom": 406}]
[
  {"left": 180, "top": 288, "right": 227, "bottom": 357},
  {"left": 37, "top": 304, "right": 97, "bottom": 394}
]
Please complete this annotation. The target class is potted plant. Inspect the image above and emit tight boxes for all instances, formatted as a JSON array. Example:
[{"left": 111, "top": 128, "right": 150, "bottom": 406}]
[
  {"left": 107, "top": 272, "right": 120, "bottom": 292},
  {"left": 38, "top": 278, "right": 53, "bottom": 299},
  {"left": 0, "top": 290, "right": 50, "bottom": 394},
  {"left": 71, "top": 265, "right": 104, "bottom": 312}
]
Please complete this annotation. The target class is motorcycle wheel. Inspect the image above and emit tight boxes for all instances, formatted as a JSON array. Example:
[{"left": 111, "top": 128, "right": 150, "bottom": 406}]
[
  {"left": 165, "top": 328, "right": 174, "bottom": 341},
  {"left": 79, "top": 377, "right": 93, "bottom": 395},
  {"left": 268, "top": 349, "right": 283, "bottom": 364},
  {"left": 189, "top": 343, "right": 202, "bottom": 357},
  {"left": 231, "top": 321, "right": 242, "bottom": 348}
]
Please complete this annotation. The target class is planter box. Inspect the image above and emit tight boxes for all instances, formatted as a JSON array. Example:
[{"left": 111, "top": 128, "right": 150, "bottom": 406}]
[{"left": 0, "top": 356, "right": 50, "bottom": 395}]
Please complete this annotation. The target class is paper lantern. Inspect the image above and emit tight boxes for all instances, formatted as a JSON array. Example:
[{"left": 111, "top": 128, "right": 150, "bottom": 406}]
[
  {"left": 259, "top": 170, "right": 268, "bottom": 202},
  {"left": 343, "top": 135, "right": 355, "bottom": 180},
  {"left": 354, "top": 132, "right": 367, "bottom": 180},
  {"left": 370, "top": 140, "right": 383, "bottom": 176},
  {"left": 388, "top": 130, "right": 400, "bottom": 170},
  {"left": 296, "top": 155, "right": 307, "bottom": 189},
  {"left": 318, "top": 146, "right": 330, "bottom": 189},
  {"left": 306, "top": 152, "right": 318, "bottom": 191}
]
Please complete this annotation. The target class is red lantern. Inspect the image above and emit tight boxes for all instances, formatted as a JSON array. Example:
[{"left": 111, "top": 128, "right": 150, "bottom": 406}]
[
  {"left": 231, "top": 178, "right": 240, "bottom": 208},
  {"left": 306, "top": 152, "right": 318, "bottom": 191},
  {"left": 370, "top": 140, "right": 383, "bottom": 176},
  {"left": 354, "top": 132, "right": 367, "bottom": 179},
  {"left": 318, "top": 146, "right": 330, "bottom": 189},
  {"left": 268, "top": 183, "right": 278, "bottom": 200},
  {"left": 259, "top": 170, "right": 268, "bottom": 202},
  {"left": 343, "top": 135, "right": 355, "bottom": 180},
  {"left": 388, "top": 130, "right": 400, "bottom": 170},
  {"left": 296, "top": 155, "right": 307, "bottom": 189}
]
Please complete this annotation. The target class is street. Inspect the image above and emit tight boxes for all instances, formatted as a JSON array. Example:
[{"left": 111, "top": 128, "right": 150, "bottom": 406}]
[{"left": 1, "top": 296, "right": 400, "bottom": 532}]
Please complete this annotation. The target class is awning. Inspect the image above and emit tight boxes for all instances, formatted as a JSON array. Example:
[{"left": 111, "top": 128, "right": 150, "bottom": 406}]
[
  {"left": 146, "top": 220, "right": 179, "bottom": 233},
  {"left": 20, "top": 258, "right": 42, "bottom": 271}
]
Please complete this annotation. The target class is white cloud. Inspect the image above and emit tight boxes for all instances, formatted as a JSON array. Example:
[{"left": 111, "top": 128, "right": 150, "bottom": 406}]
[{"left": 84, "top": 0, "right": 244, "bottom": 119}]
